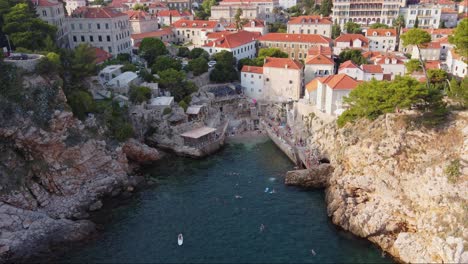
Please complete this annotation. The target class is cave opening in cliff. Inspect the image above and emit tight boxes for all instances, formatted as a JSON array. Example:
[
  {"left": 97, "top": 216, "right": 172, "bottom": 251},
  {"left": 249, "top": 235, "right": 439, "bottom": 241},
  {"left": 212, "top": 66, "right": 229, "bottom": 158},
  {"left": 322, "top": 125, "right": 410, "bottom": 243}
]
[{"left": 319, "top": 158, "right": 330, "bottom": 164}]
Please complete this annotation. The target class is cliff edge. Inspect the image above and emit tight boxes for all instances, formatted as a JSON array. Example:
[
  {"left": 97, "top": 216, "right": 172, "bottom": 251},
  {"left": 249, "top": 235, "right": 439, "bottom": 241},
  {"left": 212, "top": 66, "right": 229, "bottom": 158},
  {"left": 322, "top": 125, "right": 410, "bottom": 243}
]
[{"left": 309, "top": 112, "right": 467, "bottom": 263}]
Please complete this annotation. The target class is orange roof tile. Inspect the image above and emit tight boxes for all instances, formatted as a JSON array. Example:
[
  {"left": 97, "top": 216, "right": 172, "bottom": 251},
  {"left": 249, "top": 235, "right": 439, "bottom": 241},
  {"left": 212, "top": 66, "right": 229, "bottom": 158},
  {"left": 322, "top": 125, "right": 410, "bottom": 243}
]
[
  {"left": 263, "top": 57, "right": 303, "bottom": 70},
  {"left": 148, "top": 2, "right": 167, "bottom": 8},
  {"left": 339, "top": 60, "right": 359, "bottom": 70},
  {"left": 305, "top": 79, "right": 319, "bottom": 92},
  {"left": 288, "top": 15, "right": 333, "bottom": 25},
  {"left": 305, "top": 54, "right": 334, "bottom": 65},
  {"left": 205, "top": 31, "right": 234, "bottom": 40},
  {"left": 131, "top": 28, "right": 173, "bottom": 40},
  {"left": 317, "top": 74, "right": 360, "bottom": 90},
  {"left": 335, "top": 34, "right": 369, "bottom": 45},
  {"left": 422, "top": 42, "right": 441, "bottom": 49},
  {"left": 221, "top": 0, "right": 275, "bottom": 3},
  {"left": 366, "top": 29, "right": 397, "bottom": 37},
  {"left": 425, "top": 60, "right": 440, "bottom": 70},
  {"left": 172, "top": 19, "right": 220, "bottom": 29},
  {"left": 241, "top": 65, "right": 263, "bottom": 74},
  {"left": 35, "top": 0, "right": 60, "bottom": 7},
  {"left": 307, "top": 46, "right": 332, "bottom": 57},
  {"left": 244, "top": 19, "right": 266, "bottom": 28},
  {"left": 203, "top": 30, "right": 260, "bottom": 49},
  {"left": 258, "top": 33, "right": 332, "bottom": 44},
  {"left": 441, "top": 8, "right": 457, "bottom": 13},
  {"left": 71, "top": 7, "right": 126, "bottom": 18},
  {"left": 362, "top": 64, "right": 383, "bottom": 73},
  {"left": 94, "top": 47, "right": 112, "bottom": 64},
  {"left": 158, "top": 9, "right": 191, "bottom": 17},
  {"left": 125, "top": 10, "right": 154, "bottom": 20}
]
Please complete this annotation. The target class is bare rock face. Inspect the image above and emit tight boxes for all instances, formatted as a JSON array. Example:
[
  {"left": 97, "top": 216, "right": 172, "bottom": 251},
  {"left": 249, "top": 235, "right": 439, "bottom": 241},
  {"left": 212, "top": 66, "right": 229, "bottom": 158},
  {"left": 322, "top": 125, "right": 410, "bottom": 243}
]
[
  {"left": 123, "top": 139, "right": 160, "bottom": 164},
  {"left": 307, "top": 112, "right": 468, "bottom": 263},
  {"left": 285, "top": 164, "right": 334, "bottom": 188},
  {"left": 0, "top": 80, "right": 132, "bottom": 261}
]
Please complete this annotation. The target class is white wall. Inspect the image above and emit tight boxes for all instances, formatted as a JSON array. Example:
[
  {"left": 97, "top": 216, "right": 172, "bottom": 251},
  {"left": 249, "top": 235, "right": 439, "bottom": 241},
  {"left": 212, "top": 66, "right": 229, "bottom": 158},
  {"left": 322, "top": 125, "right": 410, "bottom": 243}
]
[
  {"left": 263, "top": 66, "right": 303, "bottom": 101},
  {"left": 325, "top": 88, "right": 350, "bottom": 115},
  {"left": 203, "top": 41, "right": 257, "bottom": 62},
  {"left": 304, "top": 64, "right": 334, "bottom": 84},
  {"left": 338, "top": 67, "right": 363, "bottom": 80},
  {"left": 241, "top": 72, "right": 264, "bottom": 100}
]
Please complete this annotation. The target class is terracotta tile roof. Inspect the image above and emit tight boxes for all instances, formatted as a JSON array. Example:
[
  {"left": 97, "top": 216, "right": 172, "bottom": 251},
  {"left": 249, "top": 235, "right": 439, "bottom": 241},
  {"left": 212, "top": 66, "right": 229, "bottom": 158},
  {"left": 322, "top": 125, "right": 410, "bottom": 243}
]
[
  {"left": 158, "top": 10, "right": 191, "bottom": 17},
  {"left": 371, "top": 54, "right": 406, "bottom": 65},
  {"left": 172, "top": 19, "right": 220, "bottom": 29},
  {"left": 131, "top": 27, "right": 173, "bottom": 40},
  {"left": 221, "top": 0, "right": 275, "bottom": 3},
  {"left": 203, "top": 30, "right": 260, "bottom": 49},
  {"left": 244, "top": 19, "right": 265, "bottom": 28},
  {"left": 258, "top": 33, "right": 332, "bottom": 44},
  {"left": 263, "top": 57, "right": 303, "bottom": 70},
  {"left": 71, "top": 7, "right": 127, "bottom": 18},
  {"left": 339, "top": 60, "right": 360, "bottom": 70},
  {"left": 305, "top": 78, "right": 319, "bottom": 92},
  {"left": 425, "top": 60, "right": 440, "bottom": 69},
  {"left": 241, "top": 65, "right": 263, "bottom": 74},
  {"left": 94, "top": 47, "right": 112, "bottom": 64},
  {"left": 205, "top": 31, "right": 234, "bottom": 40},
  {"left": 125, "top": 10, "right": 154, "bottom": 20},
  {"left": 35, "top": 0, "right": 60, "bottom": 7},
  {"left": 366, "top": 29, "right": 397, "bottom": 37},
  {"left": 441, "top": 8, "right": 457, "bottom": 13},
  {"left": 362, "top": 51, "right": 382, "bottom": 58},
  {"left": 317, "top": 73, "right": 360, "bottom": 90},
  {"left": 422, "top": 42, "right": 441, "bottom": 49},
  {"left": 307, "top": 46, "right": 332, "bottom": 57},
  {"left": 362, "top": 64, "right": 383, "bottom": 73},
  {"left": 305, "top": 54, "right": 334, "bottom": 65},
  {"left": 434, "top": 36, "right": 450, "bottom": 44},
  {"left": 148, "top": 2, "right": 168, "bottom": 8},
  {"left": 287, "top": 15, "right": 333, "bottom": 25},
  {"left": 335, "top": 34, "right": 369, "bottom": 45}
]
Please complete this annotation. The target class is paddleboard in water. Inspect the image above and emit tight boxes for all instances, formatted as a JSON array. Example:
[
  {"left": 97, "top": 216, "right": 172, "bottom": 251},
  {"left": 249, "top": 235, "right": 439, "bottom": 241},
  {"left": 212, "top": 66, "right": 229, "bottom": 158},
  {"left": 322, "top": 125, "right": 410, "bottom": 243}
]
[{"left": 178, "top": 234, "right": 183, "bottom": 246}]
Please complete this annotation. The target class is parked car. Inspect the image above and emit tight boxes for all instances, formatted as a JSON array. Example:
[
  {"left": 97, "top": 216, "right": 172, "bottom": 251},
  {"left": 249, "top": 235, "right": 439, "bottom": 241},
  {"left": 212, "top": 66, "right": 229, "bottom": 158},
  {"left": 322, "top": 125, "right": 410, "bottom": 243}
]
[{"left": 207, "top": 60, "right": 217, "bottom": 68}]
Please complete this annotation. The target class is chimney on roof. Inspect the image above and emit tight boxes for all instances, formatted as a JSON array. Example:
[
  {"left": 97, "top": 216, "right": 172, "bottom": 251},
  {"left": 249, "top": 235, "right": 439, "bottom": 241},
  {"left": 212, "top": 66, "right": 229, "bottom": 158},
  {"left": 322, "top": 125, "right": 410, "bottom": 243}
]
[{"left": 285, "top": 64, "right": 288, "bottom": 69}]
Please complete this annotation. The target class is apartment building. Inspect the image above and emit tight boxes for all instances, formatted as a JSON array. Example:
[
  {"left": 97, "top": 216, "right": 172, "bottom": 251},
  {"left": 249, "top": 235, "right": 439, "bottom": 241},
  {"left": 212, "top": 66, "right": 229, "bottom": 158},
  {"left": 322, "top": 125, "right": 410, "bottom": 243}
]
[
  {"left": 446, "top": 48, "right": 467, "bottom": 78},
  {"left": 243, "top": 19, "right": 268, "bottom": 35},
  {"left": 257, "top": 33, "right": 332, "bottom": 60},
  {"left": 64, "top": 0, "right": 86, "bottom": 15},
  {"left": 131, "top": 27, "right": 175, "bottom": 48},
  {"left": 400, "top": 3, "right": 457, "bottom": 29},
  {"left": 34, "top": 0, "right": 70, "bottom": 48},
  {"left": 241, "top": 65, "right": 265, "bottom": 100},
  {"left": 162, "top": 0, "right": 192, "bottom": 12},
  {"left": 202, "top": 30, "right": 260, "bottom": 61},
  {"left": 287, "top": 16, "right": 333, "bottom": 38},
  {"left": 157, "top": 10, "right": 193, "bottom": 26},
  {"left": 69, "top": 7, "right": 132, "bottom": 56},
  {"left": 334, "top": 34, "right": 369, "bottom": 54},
  {"left": 148, "top": 2, "right": 169, "bottom": 14},
  {"left": 369, "top": 53, "right": 407, "bottom": 79},
  {"left": 125, "top": 10, "right": 159, "bottom": 34},
  {"left": 331, "top": 0, "right": 406, "bottom": 28},
  {"left": 304, "top": 54, "right": 335, "bottom": 83},
  {"left": 366, "top": 28, "right": 397, "bottom": 51},
  {"left": 279, "top": 0, "right": 296, "bottom": 8},
  {"left": 211, "top": 0, "right": 279, "bottom": 23},
  {"left": 411, "top": 42, "right": 441, "bottom": 61},
  {"left": 172, "top": 19, "right": 225, "bottom": 46}
]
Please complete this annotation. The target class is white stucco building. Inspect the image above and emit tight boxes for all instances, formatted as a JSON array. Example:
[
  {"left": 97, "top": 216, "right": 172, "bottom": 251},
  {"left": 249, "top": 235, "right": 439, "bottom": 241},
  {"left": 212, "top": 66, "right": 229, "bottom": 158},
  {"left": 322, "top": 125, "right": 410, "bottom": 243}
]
[
  {"left": 211, "top": 0, "right": 279, "bottom": 23},
  {"left": 64, "top": 0, "right": 86, "bottom": 15},
  {"left": 34, "top": 0, "right": 70, "bottom": 48},
  {"left": 411, "top": 42, "right": 441, "bottom": 61},
  {"left": 287, "top": 15, "right": 333, "bottom": 38},
  {"left": 241, "top": 65, "right": 264, "bottom": 100},
  {"left": 279, "top": 0, "right": 296, "bottom": 8},
  {"left": 304, "top": 54, "right": 335, "bottom": 84},
  {"left": 366, "top": 29, "right": 397, "bottom": 52},
  {"left": 202, "top": 30, "right": 260, "bottom": 61},
  {"left": 334, "top": 34, "right": 369, "bottom": 55},
  {"left": 157, "top": 10, "right": 193, "bottom": 26},
  {"left": 446, "top": 49, "right": 467, "bottom": 78},
  {"left": 369, "top": 53, "right": 407, "bottom": 79},
  {"left": 125, "top": 10, "right": 159, "bottom": 34},
  {"left": 69, "top": 7, "right": 132, "bottom": 56},
  {"left": 172, "top": 19, "right": 225, "bottom": 46},
  {"left": 305, "top": 74, "right": 360, "bottom": 116},
  {"left": 400, "top": 3, "right": 457, "bottom": 29}
]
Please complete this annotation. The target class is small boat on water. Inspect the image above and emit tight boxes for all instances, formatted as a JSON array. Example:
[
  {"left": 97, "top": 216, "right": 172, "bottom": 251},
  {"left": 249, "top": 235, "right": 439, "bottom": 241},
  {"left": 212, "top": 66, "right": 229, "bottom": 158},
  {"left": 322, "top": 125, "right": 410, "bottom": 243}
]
[{"left": 178, "top": 234, "right": 183, "bottom": 246}]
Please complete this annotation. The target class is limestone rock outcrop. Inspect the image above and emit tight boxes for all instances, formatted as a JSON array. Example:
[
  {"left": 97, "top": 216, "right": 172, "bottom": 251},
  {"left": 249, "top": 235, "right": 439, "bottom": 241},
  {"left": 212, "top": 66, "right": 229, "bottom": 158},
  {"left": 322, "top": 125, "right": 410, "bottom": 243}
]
[
  {"left": 285, "top": 164, "right": 333, "bottom": 188},
  {"left": 306, "top": 112, "right": 468, "bottom": 263},
  {"left": 123, "top": 139, "right": 160, "bottom": 164}
]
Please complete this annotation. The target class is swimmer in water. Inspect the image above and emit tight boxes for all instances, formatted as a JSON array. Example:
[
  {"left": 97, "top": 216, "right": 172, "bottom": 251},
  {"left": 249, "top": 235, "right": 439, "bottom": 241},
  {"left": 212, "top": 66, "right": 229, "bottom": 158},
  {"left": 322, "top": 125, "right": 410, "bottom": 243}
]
[{"left": 259, "top": 224, "right": 265, "bottom": 232}]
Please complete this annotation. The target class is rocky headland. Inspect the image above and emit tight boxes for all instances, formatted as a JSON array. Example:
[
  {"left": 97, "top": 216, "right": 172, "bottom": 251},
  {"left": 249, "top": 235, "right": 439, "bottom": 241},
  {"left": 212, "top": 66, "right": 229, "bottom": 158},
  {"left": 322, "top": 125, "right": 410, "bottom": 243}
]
[{"left": 286, "top": 111, "right": 468, "bottom": 263}]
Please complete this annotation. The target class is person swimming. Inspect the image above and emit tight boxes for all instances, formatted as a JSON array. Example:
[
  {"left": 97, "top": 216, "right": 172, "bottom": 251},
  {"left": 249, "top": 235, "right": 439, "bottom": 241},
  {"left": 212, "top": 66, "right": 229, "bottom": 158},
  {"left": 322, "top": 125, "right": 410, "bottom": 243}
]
[{"left": 259, "top": 224, "right": 265, "bottom": 232}]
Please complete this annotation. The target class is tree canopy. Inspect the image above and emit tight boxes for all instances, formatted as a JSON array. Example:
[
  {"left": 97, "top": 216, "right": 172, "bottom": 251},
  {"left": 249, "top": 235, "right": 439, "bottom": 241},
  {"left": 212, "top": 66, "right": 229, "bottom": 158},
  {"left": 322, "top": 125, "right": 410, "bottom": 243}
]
[
  {"left": 337, "top": 76, "right": 427, "bottom": 126},
  {"left": 234, "top": 8, "right": 243, "bottom": 29},
  {"left": 189, "top": 47, "right": 209, "bottom": 59},
  {"left": 151, "top": 56, "right": 182, "bottom": 73},
  {"left": 449, "top": 18, "right": 468, "bottom": 59},
  {"left": 332, "top": 23, "right": 341, "bottom": 39},
  {"left": 2, "top": 2, "right": 57, "bottom": 51},
  {"left": 401, "top": 28, "right": 431, "bottom": 47},
  {"left": 138, "top": 38, "right": 168, "bottom": 66},
  {"left": 369, "top": 23, "right": 390, "bottom": 29},
  {"left": 210, "top": 51, "right": 238, "bottom": 83},
  {"left": 129, "top": 86, "right": 152, "bottom": 104},
  {"left": 338, "top": 49, "right": 367, "bottom": 65},
  {"left": 69, "top": 44, "right": 98, "bottom": 80},
  {"left": 319, "top": 0, "right": 332, "bottom": 17},
  {"left": 344, "top": 21, "right": 362, "bottom": 34},
  {"left": 158, "top": 69, "right": 198, "bottom": 101},
  {"left": 187, "top": 57, "right": 208, "bottom": 76}
]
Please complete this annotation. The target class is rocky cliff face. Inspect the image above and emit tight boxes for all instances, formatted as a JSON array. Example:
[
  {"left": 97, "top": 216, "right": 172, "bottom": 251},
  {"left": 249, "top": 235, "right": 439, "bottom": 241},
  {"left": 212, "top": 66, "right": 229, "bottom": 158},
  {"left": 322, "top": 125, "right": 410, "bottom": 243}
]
[
  {"left": 0, "top": 75, "right": 141, "bottom": 261},
  {"left": 307, "top": 112, "right": 468, "bottom": 263}
]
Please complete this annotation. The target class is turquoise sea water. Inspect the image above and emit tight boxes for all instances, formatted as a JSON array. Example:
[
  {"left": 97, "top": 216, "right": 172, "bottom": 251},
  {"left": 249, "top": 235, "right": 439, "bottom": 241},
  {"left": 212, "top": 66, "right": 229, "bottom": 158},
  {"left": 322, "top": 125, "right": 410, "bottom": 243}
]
[{"left": 59, "top": 138, "right": 392, "bottom": 263}]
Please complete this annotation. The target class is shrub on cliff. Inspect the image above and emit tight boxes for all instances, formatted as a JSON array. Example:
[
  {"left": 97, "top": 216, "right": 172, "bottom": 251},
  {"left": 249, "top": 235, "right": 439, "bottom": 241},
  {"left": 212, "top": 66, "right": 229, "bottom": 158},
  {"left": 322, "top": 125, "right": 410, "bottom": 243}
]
[
  {"left": 129, "top": 86, "right": 152, "bottom": 104},
  {"left": 68, "top": 90, "right": 96, "bottom": 120}
]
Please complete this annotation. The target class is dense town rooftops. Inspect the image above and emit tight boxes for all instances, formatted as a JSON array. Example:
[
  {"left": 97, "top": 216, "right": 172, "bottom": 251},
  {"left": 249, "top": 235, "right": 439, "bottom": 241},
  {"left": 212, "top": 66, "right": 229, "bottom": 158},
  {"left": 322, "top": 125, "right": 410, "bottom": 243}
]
[
  {"left": 307, "top": 46, "right": 332, "bottom": 57},
  {"left": 306, "top": 74, "right": 360, "bottom": 91},
  {"left": 425, "top": 60, "right": 441, "bottom": 69},
  {"left": 366, "top": 29, "right": 397, "bottom": 37},
  {"left": 131, "top": 27, "right": 173, "bottom": 40},
  {"left": 263, "top": 57, "right": 303, "bottom": 70},
  {"left": 203, "top": 30, "right": 260, "bottom": 49},
  {"left": 241, "top": 65, "right": 263, "bottom": 74},
  {"left": 220, "top": 0, "right": 276, "bottom": 3},
  {"left": 305, "top": 54, "right": 334, "bottom": 65},
  {"left": 125, "top": 10, "right": 154, "bottom": 20},
  {"left": 157, "top": 10, "right": 191, "bottom": 17},
  {"left": 338, "top": 60, "right": 360, "bottom": 70},
  {"left": 335, "top": 34, "right": 369, "bottom": 44},
  {"left": 172, "top": 19, "right": 220, "bottom": 29},
  {"left": 422, "top": 42, "right": 442, "bottom": 49},
  {"left": 258, "top": 33, "right": 332, "bottom": 44},
  {"left": 287, "top": 15, "right": 333, "bottom": 25},
  {"left": 71, "top": 6, "right": 127, "bottom": 18},
  {"left": 362, "top": 64, "right": 383, "bottom": 74},
  {"left": 245, "top": 19, "right": 266, "bottom": 27}
]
